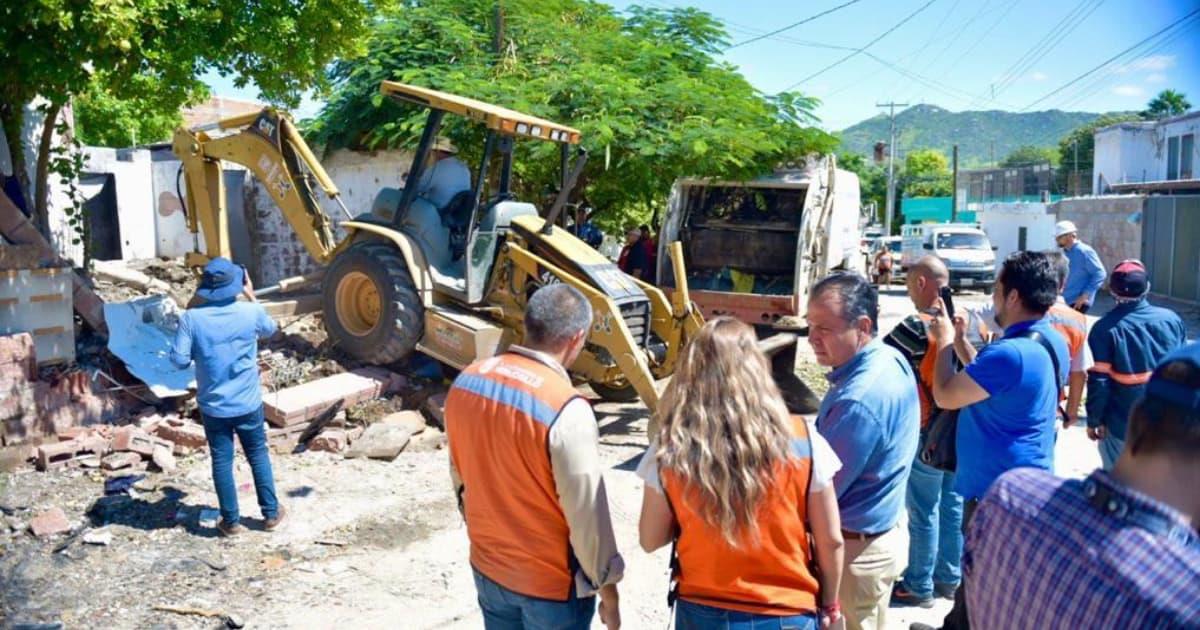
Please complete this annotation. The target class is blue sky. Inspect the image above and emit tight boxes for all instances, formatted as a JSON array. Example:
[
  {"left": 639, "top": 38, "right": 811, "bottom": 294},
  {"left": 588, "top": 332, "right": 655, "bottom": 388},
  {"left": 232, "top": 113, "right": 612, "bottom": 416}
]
[{"left": 203, "top": 0, "right": 1200, "bottom": 131}]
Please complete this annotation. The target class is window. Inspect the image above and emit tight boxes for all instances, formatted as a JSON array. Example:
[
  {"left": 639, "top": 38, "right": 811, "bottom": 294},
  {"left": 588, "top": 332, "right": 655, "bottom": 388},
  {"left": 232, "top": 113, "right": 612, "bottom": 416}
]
[
  {"left": 1181, "top": 134, "right": 1194, "bottom": 180},
  {"left": 1018, "top": 226, "right": 1027, "bottom": 251},
  {"left": 936, "top": 232, "right": 988, "bottom": 250},
  {"left": 1167, "top": 135, "right": 1180, "bottom": 180}
]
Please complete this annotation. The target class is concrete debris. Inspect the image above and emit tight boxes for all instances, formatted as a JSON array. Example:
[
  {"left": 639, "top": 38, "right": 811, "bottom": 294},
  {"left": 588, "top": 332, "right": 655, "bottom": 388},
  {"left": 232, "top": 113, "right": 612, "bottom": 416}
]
[
  {"left": 91, "top": 260, "right": 173, "bottom": 299},
  {"left": 404, "top": 427, "right": 447, "bottom": 453},
  {"left": 264, "top": 367, "right": 399, "bottom": 426},
  {"left": 36, "top": 435, "right": 109, "bottom": 471},
  {"left": 112, "top": 426, "right": 171, "bottom": 457},
  {"left": 82, "top": 527, "right": 113, "bottom": 546},
  {"left": 29, "top": 506, "right": 71, "bottom": 537},
  {"left": 344, "top": 423, "right": 411, "bottom": 461},
  {"left": 101, "top": 452, "right": 142, "bottom": 471},
  {"left": 381, "top": 411, "right": 427, "bottom": 435},
  {"left": 152, "top": 444, "right": 177, "bottom": 473}
]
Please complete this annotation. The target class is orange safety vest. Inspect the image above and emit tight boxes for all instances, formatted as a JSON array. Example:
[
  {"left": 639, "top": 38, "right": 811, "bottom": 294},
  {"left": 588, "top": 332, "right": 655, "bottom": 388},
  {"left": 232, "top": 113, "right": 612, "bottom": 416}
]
[
  {"left": 1045, "top": 302, "right": 1087, "bottom": 368},
  {"left": 662, "top": 416, "right": 819, "bottom": 616},
  {"left": 915, "top": 313, "right": 938, "bottom": 427},
  {"left": 445, "top": 352, "right": 582, "bottom": 600}
]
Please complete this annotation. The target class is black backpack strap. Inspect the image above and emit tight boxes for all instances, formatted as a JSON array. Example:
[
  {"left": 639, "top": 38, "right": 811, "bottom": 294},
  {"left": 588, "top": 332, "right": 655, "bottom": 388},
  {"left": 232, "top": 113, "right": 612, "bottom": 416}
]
[{"left": 1016, "top": 330, "right": 1063, "bottom": 391}]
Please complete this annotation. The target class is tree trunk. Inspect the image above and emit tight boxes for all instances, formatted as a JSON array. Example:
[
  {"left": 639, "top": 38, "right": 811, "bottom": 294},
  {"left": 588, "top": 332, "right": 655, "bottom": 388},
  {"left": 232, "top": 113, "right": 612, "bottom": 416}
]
[
  {"left": 33, "top": 101, "right": 62, "bottom": 239},
  {"left": 0, "top": 103, "right": 30, "bottom": 207}
]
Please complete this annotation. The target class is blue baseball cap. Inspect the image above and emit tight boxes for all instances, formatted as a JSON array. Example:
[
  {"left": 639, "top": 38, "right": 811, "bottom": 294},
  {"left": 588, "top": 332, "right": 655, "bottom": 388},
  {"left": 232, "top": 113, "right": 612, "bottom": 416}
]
[
  {"left": 195, "top": 257, "right": 244, "bottom": 302},
  {"left": 1145, "top": 342, "right": 1200, "bottom": 415}
]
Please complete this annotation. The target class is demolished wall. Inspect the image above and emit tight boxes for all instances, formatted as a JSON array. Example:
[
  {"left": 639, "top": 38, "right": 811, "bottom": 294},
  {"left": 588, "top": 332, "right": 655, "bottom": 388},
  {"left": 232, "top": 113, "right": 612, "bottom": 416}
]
[{"left": 246, "top": 148, "right": 411, "bottom": 286}]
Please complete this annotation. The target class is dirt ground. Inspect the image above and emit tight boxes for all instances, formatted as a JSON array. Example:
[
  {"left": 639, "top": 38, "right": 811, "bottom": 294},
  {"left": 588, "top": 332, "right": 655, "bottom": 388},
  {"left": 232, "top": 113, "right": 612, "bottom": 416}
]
[{"left": 0, "top": 285, "right": 1190, "bottom": 629}]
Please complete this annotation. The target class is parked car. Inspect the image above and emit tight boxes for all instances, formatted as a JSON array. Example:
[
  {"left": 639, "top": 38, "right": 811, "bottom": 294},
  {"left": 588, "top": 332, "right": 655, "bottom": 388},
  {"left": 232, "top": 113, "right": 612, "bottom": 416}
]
[{"left": 901, "top": 223, "right": 996, "bottom": 292}]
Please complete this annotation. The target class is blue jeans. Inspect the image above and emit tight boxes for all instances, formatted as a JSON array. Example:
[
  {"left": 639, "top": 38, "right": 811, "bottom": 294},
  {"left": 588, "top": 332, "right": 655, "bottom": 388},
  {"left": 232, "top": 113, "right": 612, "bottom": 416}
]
[
  {"left": 899, "top": 456, "right": 962, "bottom": 598},
  {"left": 1099, "top": 433, "right": 1123, "bottom": 471},
  {"left": 676, "top": 600, "right": 817, "bottom": 629},
  {"left": 473, "top": 569, "right": 594, "bottom": 629},
  {"left": 202, "top": 405, "right": 279, "bottom": 525}
]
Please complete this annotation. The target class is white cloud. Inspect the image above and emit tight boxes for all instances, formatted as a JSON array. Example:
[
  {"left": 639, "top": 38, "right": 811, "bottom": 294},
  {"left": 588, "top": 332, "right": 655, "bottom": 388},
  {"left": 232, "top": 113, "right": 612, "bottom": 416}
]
[
  {"left": 1029, "top": 71, "right": 1048, "bottom": 82},
  {"left": 1145, "top": 73, "right": 1167, "bottom": 84},
  {"left": 1116, "top": 54, "right": 1176, "bottom": 74},
  {"left": 1112, "top": 84, "right": 1146, "bottom": 97}
]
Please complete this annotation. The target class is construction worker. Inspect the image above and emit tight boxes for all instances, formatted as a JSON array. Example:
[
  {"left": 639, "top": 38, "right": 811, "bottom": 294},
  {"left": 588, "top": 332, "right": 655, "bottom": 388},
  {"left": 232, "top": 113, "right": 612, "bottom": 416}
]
[
  {"left": 416, "top": 137, "right": 471, "bottom": 209},
  {"left": 446, "top": 284, "right": 623, "bottom": 629},
  {"left": 638, "top": 317, "right": 846, "bottom": 629},
  {"left": 170, "top": 257, "right": 284, "bottom": 536},
  {"left": 1054, "top": 220, "right": 1105, "bottom": 313},
  {"left": 1045, "top": 251, "right": 1093, "bottom": 426}
]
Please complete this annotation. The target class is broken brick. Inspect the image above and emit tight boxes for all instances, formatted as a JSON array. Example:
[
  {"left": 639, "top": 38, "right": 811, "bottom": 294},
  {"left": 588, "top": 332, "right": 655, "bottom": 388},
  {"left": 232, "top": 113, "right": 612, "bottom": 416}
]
[
  {"left": 29, "top": 507, "right": 70, "bottom": 537},
  {"left": 111, "top": 426, "right": 169, "bottom": 457},
  {"left": 0, "top": 333, "right": 36, "bottom": 387},
  {"left": 308, "top": 429, "right": 347, "bottom": 453},
  {"left": 263, "top": 368, "right": 394, "bottom": 426},
  {"left": 101, "top": 451, "right": 142, "bottom": 471},
  {"left": 35, "top": 436, "right": 107, "bottom": 471},
  {"left": 153, "top": 420, "right": 207, "bottom": 449}
]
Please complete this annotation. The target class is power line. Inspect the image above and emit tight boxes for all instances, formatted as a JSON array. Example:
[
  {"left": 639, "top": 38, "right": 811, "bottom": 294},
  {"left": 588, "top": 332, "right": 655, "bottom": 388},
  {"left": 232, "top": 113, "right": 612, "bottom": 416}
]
[
  {"left": 1021, "top": 8, "right": 1200, "bottom": 111},
  {"left": 992, "top": 0, "right": 1105, "bottom": 97},
  {"left": 781, "top": 0, "right": 940, "bottom": 91},
  {"left": 727, "top": 0, "right": 866, "bottom": 49}
]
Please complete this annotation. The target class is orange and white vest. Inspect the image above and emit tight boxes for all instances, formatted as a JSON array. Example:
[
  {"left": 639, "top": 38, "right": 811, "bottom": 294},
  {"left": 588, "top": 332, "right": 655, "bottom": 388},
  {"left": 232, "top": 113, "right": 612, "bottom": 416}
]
[
  {"left": 445, "top": 352, "right": 582, "bottom": 600},
  {"left": 662, "top": 416, "right": 820, "bottom": 616}
]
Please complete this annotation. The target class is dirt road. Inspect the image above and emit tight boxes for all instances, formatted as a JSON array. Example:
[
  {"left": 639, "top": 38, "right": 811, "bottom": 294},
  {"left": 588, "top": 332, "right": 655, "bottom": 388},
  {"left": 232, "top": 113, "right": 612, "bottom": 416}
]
[{"left": 0, "top": 286, "right": 1115, "bottom": 628}]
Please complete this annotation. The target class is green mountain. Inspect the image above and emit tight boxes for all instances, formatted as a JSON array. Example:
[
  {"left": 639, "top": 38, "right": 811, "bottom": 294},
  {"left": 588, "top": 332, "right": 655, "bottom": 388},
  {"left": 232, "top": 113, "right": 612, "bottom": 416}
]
[{"left": 839, "top": 105, "right": 1105, "bottom": 167}]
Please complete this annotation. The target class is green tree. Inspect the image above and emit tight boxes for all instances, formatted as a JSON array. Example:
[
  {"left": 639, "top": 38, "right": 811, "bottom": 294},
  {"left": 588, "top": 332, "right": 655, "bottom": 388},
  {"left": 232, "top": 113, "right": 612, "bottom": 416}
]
[
  {"left": 1142, "top": 89, "right": 1191, "bottom": 120},
  {"left": 305, "top": 0, "right": 838, "bottom": 229},
  {"left": 1000, "top": 145, "right": 1060, "bottom": 168},
  {"left": 1, "top": 0, "right": 382, "bottom": 239},
  {"left": 902, "top": 149, "right": 952, "bottom": 197}
]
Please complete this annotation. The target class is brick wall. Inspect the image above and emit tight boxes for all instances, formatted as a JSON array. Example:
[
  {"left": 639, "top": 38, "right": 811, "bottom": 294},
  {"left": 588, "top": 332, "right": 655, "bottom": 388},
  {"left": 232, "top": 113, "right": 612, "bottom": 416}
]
[{"left": 1053, "top": 195, "right": 1146, "bottom": 272}]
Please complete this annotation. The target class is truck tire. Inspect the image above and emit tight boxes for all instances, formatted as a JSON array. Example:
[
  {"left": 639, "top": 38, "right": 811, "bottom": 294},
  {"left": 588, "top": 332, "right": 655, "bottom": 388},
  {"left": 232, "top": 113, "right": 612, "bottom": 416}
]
[
  {"left": 323, "top": 242, "right": 424, "bottom": 364},
  {"left": 588, "top": 379, "right": 640, "bottom": 403}
]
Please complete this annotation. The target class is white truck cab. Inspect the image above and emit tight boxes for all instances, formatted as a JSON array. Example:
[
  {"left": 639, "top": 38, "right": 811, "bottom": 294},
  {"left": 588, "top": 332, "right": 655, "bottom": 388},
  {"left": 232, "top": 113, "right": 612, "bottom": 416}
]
[{"left": 901, "top": 223, "right": 997, "bottom": 291}]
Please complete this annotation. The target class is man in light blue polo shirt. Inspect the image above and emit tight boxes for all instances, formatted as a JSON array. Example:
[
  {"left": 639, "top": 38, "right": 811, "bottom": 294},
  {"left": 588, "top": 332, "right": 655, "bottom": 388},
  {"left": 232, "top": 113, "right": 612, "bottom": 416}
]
[
  {"left": 1055, "top": 220, "right": 1105, "bottom": 313},
  {"left": 809, "top": 272, "right": 920, "bottom": 630},
  {"left": 917, "top": 251, "right": 1069, "bottom": 630},
  {"left": 171, "top": 257, "right": 284, "bottom": 536}
]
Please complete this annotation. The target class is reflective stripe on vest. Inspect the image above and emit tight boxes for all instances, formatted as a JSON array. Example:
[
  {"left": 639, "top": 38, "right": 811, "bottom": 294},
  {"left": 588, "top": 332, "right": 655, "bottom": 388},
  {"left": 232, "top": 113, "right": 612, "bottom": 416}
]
[
  {"left": 662, "top": 415, "right": 819, "bottom": 616},
  {"left": 1046, "top": 304, "right": 1087, "bottom": 367},
  {"left": 445, "top": 352, "right": 581, "bottom": 600}
]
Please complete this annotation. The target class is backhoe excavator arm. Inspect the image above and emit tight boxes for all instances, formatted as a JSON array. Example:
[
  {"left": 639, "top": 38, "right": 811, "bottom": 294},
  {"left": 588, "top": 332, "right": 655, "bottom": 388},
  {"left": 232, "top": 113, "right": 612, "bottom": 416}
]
[{"left": 172, "top": 109, "right": 345, "bottom": 267}]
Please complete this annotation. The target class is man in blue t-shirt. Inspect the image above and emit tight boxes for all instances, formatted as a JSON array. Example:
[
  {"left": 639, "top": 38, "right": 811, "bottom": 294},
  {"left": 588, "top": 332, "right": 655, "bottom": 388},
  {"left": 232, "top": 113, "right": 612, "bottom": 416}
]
[{"left": 915, "top": 251, "right": 1069, "bottom": 630}]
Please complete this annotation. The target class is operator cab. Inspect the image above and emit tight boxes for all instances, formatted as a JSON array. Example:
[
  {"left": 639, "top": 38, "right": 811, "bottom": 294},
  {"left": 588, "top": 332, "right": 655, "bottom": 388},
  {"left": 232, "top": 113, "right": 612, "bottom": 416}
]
[{"left": 366, "top": 81, "right": 583, "bottom": 303}]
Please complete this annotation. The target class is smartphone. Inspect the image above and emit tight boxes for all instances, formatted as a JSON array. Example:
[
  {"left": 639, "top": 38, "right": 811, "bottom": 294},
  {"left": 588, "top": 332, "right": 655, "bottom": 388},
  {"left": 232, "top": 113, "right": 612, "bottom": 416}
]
[{"left": 939, "top": 286, "right": 956, "bottom": 319}]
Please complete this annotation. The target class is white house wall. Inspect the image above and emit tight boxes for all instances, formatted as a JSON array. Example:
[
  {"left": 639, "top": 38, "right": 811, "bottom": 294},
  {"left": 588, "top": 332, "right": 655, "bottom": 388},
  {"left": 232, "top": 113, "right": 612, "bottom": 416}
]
[{"left": 978, "top": 202, "right": 1056, "bottom": 266}]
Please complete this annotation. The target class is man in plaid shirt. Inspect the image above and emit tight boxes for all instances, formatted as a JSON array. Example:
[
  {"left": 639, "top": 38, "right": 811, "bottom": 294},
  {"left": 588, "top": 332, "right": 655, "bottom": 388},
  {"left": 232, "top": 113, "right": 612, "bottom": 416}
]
[{"left": 962, "top": 342, "right": 1200, "bottom": 629}]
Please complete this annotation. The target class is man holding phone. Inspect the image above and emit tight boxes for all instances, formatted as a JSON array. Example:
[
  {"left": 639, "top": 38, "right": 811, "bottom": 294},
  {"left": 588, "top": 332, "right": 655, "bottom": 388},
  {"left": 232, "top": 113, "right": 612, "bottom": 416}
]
[
  {"left": 171, "top": 257, "right": 284, "bottom": 536},
  {"left": 883, "top": 257, "right": 964, "bottom": 609}
]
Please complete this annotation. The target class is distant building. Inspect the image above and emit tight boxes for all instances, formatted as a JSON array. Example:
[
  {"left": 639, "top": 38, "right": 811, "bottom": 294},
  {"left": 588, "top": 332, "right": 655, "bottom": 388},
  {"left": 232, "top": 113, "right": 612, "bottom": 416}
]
[
  {"left": 900, "top": 196, "right": 975, "bottom": 224},
  {"left": 1093, "top": 111, "right": 1199, "bottom": 194},
  {"left": 181, "top": 96, "right": 265, "bottom": 129},
  {"left": 957, "top": 163, "right": 1059, "bottom": 206}
]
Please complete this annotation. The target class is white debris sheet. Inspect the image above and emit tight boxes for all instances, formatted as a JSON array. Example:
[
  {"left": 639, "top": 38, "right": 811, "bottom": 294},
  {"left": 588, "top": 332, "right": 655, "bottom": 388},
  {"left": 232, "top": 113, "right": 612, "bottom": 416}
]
[{"left": 104, "top": 295, "right": 196, "bottom": 397}]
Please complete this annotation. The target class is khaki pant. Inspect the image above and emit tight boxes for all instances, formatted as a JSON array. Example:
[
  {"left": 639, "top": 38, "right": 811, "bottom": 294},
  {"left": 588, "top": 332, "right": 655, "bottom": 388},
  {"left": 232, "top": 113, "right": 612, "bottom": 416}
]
[{"left": 839, "top": 524, "right": 909, "bottom": 630}]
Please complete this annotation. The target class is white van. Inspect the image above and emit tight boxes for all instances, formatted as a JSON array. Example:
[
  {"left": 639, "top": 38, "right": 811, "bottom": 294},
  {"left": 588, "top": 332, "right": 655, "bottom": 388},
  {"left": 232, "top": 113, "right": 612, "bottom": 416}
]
[{"left": 901, "top": 223, "right": 997, "bottom": 291}]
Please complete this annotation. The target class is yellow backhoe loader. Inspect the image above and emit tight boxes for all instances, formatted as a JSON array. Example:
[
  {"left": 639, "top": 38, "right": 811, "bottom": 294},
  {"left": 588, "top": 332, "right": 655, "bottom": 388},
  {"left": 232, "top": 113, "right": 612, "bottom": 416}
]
[{"left": 172, "top": 81, "right": 703, "bottom": 411}]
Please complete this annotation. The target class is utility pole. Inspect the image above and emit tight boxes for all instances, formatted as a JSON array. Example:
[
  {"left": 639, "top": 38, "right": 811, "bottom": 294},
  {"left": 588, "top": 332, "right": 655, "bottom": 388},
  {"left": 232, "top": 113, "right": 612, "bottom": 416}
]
[
  {"left": 877, "top": 101, "right": 908, "bottom": 235},
  {"left": 951, "top": 144, "right": 959, "bottom": 222},
  {"left": 1073, "top": 139, "right": 1079, "bottom": 196}
]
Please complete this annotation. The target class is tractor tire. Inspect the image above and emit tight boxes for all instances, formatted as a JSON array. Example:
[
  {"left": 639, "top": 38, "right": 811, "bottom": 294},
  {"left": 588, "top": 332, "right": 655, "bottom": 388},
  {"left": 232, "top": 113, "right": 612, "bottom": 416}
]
[
  {"left": 322, "top": 242, "right": 424, "bottom": 364},
  {"left": 588, "top": 379, "right": 640, "bottom": 403}
]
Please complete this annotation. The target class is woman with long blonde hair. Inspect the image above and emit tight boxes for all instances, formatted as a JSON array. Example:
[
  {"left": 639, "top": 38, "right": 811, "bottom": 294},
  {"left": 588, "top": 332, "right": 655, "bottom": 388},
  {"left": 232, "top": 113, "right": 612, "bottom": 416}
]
[{"left": 638, "top": 317, "right": 846, "bottom": 630}]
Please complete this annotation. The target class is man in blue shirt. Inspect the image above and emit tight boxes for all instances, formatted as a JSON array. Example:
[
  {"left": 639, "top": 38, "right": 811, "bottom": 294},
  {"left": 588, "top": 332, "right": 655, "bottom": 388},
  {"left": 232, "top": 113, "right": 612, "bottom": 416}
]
[
  {"left": 916, "top": 251, "right": 1069, "bottom": 630},
  {"left": 171, "top": 258, "right": 284, "bottom": 536},
  {"left": 809, "top": 272, "right": 919, "bottom": 630},
  {"left": 1054, "top": 220, "right": 1105, "bottom": 313}
]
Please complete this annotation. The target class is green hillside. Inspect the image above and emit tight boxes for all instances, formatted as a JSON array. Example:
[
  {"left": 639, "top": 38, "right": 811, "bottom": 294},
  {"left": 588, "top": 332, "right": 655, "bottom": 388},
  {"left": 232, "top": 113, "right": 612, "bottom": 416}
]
[{"left": 839, "top": 104, "right": 1106, "bottom": 167}]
